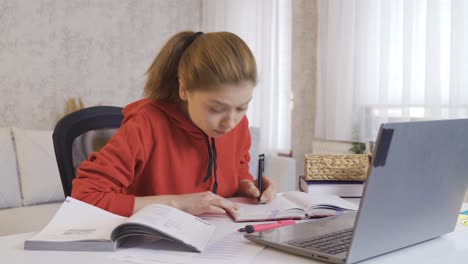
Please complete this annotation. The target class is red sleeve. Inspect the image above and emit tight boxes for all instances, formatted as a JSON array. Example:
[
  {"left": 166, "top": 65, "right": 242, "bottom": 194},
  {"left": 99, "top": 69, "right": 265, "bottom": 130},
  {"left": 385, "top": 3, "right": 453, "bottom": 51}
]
[
  {"left": 71, "top": 113, "right": 154, "bottom": 216},
  {"left": 238, "top": 118, "right": 254, "bottom": 182}
]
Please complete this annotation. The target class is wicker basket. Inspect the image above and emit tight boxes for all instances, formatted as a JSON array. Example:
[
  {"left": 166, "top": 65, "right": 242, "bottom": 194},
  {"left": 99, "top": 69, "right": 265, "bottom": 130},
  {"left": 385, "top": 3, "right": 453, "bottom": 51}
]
[{"left": 304, "top": 154, "right": 370, "bottom": 181}]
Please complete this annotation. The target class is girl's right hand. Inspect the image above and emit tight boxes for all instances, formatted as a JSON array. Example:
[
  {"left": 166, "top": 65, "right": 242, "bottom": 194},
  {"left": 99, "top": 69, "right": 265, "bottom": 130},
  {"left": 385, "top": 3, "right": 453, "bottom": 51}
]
[{"left": 134, "top": 192, "right": 239, "bottom": 216}]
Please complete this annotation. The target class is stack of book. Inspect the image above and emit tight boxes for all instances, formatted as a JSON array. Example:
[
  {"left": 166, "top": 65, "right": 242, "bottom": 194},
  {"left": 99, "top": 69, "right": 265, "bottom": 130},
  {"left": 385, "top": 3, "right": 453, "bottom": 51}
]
[
  {"left": 300, "top": 154, "right": 370, "bottom": 198},
  {"left": 299, "top": 176, "right": 365, "bottom": 198}
]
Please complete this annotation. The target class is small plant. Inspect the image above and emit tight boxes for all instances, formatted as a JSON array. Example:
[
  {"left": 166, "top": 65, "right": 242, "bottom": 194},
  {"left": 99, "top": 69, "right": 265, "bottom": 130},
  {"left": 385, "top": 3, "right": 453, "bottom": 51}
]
[{"left": 349, "top": 142, "right": 366, "bottom": 154}]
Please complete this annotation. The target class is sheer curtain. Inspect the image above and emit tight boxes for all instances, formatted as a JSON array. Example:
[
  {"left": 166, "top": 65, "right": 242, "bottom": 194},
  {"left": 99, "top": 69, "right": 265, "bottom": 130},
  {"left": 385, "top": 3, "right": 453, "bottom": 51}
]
[
  {"left": 201, "top": 0, "right": 292, "bottom": 153},
  {"left": 315, "top": 0, "right": 468, "bottom": 142}
]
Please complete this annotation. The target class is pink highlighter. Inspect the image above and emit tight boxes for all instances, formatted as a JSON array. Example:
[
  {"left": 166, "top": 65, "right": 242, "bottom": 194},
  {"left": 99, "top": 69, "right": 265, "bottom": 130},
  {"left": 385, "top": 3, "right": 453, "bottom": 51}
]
[{"left": 237, "top": 220, "right": 296, "bottom": 233}]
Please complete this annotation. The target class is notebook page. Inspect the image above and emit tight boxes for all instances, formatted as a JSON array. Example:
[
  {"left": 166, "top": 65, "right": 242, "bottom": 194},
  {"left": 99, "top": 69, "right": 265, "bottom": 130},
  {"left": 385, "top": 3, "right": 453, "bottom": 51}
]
[
  {"left": 122, "top": 204, "right": 216, "bottom": 252},
  {"left": 112, "top": 222, "right": 264, "bottom": 264},
  {"left": 282, "top": 191, "right": 358, "bottom": 212},
  {"left": 27, "top": 197, "right": 127, "bottom": 242},
  {"left": 228, "top": 196, "right": 305, "bottom": 221}
]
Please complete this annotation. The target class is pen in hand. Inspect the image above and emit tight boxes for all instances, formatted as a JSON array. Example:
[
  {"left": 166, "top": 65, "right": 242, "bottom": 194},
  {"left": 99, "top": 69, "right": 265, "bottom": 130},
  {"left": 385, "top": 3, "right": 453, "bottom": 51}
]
[{"left": 257, "top": 154, "right": 265, "bottom": 204}]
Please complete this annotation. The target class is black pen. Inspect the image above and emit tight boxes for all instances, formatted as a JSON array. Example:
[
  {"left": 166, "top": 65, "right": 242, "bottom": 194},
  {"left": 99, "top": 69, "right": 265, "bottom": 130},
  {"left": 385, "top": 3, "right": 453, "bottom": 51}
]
[{"left": 257, "top": 154, "right": 265, "bottom": 204}]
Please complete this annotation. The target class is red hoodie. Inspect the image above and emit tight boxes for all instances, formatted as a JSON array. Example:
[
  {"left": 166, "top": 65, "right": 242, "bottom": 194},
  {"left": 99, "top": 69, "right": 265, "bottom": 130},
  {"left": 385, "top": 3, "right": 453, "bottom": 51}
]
[{"left": 71, "top": 99, "right": 253, "bottom": 216}]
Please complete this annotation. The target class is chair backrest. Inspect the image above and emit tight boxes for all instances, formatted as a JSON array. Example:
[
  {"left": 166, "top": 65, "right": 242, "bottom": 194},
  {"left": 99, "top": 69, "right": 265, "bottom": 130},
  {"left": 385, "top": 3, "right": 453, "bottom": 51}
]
[{"left": 52, "top": 106, "right": 124, "bottom": 197}]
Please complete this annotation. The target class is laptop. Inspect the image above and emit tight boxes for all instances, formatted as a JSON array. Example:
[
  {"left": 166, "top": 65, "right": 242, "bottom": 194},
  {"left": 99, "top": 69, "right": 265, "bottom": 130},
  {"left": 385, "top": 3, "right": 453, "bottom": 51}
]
[{"left": 245, "top": 119, "right": 468, "bottom": 263}]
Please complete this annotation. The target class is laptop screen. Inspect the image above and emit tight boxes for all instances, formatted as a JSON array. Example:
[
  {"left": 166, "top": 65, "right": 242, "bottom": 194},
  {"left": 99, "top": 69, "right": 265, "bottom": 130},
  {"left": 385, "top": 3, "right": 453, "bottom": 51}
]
[{"left": 348, "top": 119, "right": 468, "bottom": 263}]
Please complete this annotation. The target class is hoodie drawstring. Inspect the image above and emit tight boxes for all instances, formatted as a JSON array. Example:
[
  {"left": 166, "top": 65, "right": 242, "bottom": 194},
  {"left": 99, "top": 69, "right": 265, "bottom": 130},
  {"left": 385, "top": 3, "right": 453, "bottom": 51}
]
[{"left": 203, "top": 136, "right": 218, "bottom": 194}]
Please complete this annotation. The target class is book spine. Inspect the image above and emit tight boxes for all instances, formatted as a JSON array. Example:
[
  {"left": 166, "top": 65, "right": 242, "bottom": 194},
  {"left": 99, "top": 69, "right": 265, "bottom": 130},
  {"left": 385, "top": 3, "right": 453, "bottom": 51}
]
[{"left": 299, "top": 176, "right": 364, "bottom": 197}]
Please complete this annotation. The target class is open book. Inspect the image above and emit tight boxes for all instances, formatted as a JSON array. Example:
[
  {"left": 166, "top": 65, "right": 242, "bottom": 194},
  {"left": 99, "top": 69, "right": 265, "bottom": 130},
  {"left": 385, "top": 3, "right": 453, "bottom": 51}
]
[
  {"left": 229, "top": 191, "right": 358, "bottom": 222},
  {"left": 24, "top": 197, "right": 215, "bottom": 252}
]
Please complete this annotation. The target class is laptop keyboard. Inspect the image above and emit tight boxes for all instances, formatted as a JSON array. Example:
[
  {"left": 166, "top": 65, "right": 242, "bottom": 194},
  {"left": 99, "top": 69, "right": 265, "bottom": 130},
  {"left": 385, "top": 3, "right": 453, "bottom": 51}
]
[{"left": 288, "top": 228, "right": 353, "bottom": 255}]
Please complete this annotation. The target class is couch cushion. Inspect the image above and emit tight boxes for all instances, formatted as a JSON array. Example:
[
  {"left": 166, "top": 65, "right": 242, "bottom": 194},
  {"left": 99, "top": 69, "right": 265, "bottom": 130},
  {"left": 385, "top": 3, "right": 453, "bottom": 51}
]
[
  {"left": 0, "top": 128, "right": 22, "bottom": 209},
  {"left": 12, "top": 127, "right": 65, "bottom": 206}
]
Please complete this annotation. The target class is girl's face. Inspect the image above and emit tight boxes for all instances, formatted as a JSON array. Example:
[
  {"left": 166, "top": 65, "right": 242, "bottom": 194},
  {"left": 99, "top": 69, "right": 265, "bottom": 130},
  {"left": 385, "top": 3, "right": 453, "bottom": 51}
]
[{"left": 179, "top": 81, "right": 254, "bottom": 138}]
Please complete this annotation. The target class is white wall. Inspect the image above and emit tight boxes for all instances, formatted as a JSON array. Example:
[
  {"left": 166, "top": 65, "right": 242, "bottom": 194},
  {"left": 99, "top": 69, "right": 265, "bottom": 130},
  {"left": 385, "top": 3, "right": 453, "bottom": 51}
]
[
  {"left": 291, "top": 0, "right": 317, "bottom": 178},
  {"left": 0, "top": 0, "right": 201, "bottom": 129}
]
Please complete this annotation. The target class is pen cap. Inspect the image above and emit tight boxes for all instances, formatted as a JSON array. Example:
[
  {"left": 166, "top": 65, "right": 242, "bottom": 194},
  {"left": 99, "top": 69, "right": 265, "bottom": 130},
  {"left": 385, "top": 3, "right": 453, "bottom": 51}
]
[{"left": 258, "top": 154, "right": 265, "bottom": 174}]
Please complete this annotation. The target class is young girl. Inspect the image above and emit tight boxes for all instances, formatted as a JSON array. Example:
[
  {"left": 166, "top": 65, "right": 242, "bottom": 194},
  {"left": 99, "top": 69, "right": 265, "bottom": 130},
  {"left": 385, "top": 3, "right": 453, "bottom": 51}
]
[{"left": 71, "top": 31, "right": 276, "bottom": 217}]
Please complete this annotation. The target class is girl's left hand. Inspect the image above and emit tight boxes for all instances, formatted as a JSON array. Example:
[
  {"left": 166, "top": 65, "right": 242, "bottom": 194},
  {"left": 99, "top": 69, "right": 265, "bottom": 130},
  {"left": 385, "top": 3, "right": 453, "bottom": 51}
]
[{"left": 237, "top": 176, "right": 276, "bottom": 203}]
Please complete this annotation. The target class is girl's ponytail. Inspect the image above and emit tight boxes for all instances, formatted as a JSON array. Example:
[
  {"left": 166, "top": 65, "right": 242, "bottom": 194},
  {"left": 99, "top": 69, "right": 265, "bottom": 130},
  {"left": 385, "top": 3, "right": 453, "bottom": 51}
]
[
  {"left": 144, "top": 31, "right": 195, "bottom": 103},
  {"left": 144, "top": 31, "right": 257, "bottom": 102}
]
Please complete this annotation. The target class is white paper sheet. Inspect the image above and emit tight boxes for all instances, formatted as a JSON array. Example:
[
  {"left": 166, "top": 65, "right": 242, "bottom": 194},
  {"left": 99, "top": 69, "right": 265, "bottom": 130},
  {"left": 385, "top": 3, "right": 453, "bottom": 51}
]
[{"left": 111, "top": 215, "right": 265, "bottom": 264}]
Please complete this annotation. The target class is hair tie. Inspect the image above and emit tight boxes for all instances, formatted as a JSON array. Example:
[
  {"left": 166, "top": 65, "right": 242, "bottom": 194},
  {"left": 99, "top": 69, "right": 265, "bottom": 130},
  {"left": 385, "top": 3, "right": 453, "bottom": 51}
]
[{"left": 181, "top": 32, "right": 203, "bottom": 53}]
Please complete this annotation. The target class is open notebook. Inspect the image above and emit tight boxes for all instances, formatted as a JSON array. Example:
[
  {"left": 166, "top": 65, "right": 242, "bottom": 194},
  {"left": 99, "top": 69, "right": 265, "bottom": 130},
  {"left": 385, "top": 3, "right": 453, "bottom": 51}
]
[
  {"left": 229, "top": 191, "right": 358, "bottom": 222},
  {"left": 24, "top": 197, "right": 215, "bottom": 252}
]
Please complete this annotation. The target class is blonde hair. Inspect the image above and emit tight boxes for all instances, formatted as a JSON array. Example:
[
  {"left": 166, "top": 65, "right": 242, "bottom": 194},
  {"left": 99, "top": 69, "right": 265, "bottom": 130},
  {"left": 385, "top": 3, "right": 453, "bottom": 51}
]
[{"left": 144, "top": 31, "right": 257, "bottom": 103}]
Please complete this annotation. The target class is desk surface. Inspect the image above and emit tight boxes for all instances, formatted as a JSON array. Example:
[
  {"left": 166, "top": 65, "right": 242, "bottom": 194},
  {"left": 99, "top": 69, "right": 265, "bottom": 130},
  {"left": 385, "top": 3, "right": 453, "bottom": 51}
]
[{"left": 1, "top": 204, "right": 468, "bottom": 264}]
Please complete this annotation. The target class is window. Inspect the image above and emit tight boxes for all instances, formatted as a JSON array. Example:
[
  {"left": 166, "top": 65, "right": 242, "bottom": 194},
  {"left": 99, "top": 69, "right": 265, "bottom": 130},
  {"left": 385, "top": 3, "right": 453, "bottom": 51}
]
[
  {"left": 202, "top": 0, "right": 292, "bottom": 152},
  {"left": 315, "top": 0, "right": 468, "bottom": 141}
]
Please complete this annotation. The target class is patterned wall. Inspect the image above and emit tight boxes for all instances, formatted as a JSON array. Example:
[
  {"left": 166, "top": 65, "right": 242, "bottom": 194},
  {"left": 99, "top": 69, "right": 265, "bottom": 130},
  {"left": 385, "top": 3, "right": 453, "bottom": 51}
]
[{"left": 0, "top": 0, "right": 200, "bottom": 129}]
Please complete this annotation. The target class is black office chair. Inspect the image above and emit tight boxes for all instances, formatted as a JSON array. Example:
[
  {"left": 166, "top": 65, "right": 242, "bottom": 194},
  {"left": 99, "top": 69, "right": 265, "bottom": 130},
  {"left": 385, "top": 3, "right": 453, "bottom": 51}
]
[{"left": 52, "top": 106, "right": 124, "bottom": 197}]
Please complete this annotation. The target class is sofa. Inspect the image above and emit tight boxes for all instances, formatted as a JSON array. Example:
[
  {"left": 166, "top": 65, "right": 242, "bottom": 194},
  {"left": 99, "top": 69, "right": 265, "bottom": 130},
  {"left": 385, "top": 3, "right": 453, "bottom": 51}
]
[
  {"left": 0, "top": 127, "right": 296, "bottom": 236},
  {"left": 0, "top": 127, "right": 64, "bottom": 236}
]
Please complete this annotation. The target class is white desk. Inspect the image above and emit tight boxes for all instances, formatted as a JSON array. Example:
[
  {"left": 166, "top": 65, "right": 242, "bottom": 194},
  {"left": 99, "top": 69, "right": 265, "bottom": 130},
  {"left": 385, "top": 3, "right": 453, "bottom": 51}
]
[{"left": 1, "top": 204, "right": 468, "bottom": 264}]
